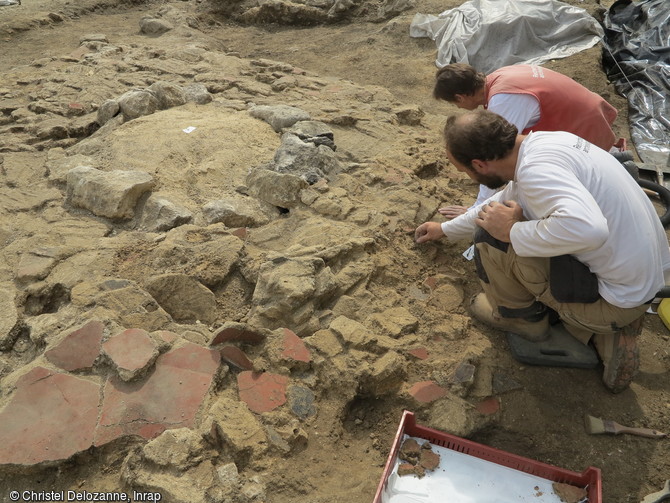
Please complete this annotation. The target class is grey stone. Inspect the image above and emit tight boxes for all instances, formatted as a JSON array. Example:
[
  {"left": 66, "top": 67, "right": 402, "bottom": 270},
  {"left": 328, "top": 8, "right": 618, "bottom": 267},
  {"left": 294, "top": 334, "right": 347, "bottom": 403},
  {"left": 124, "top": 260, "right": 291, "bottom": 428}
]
[
  {"left": 288, "top": 385, "right": 317, "bottom": 419},
  {"left": 96, "top": 99, "right": 120, "bottom": 125},
  {"left": 0, "top": 287, "right": 21, "bottom": 351},
  {"left": 139, "top": 17, "right": 174, "bottom": 35},
  {"left": 65, "top": 166, "right": 155, "bottom": 220},
  {"left": 248, "top": 104, "right": 310, "bottom": 132},
  {"left": 216, "top": 462, "right": 240, "bottom": 488},
  {"left": 285, "top": 120, "right": 336, "bottom": 150},
  {"left": 264, "top": 425, "right": 291, "bottom": 454},
  {"left": 492, "top": 371, "right": 523, "bottom": 394},
  {"left": 184, "top": 83, "right": 212, "bottom": 104},
  {"left": 272, "top": 132, "right": 340, "bottom": 183},
  {"left": 140, "top": 194, "right": 193, "bottom": 232},
  {"left": 246, "top": 167, "right": 307, "bottom": 209},
  {"left": 117, "top": 89, "right": 160, "bottom": 121},
  {"left": 148, "top": 81, "right": 186, "bottom": 110}
]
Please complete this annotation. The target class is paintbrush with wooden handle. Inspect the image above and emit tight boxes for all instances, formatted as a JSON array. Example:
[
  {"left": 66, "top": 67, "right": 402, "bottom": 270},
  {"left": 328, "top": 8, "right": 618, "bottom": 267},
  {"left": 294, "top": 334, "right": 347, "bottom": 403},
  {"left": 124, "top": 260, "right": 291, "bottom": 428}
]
[{"left": 584, "top": 414, "right": 667, "bottom": 439}]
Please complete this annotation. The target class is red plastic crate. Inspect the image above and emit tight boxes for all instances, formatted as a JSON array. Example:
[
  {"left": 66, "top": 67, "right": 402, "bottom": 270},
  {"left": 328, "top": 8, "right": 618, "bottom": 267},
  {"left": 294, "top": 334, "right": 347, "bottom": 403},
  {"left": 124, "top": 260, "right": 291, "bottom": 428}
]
[{"left": 373, "top": 410, "right": 602, "bottom": 503}]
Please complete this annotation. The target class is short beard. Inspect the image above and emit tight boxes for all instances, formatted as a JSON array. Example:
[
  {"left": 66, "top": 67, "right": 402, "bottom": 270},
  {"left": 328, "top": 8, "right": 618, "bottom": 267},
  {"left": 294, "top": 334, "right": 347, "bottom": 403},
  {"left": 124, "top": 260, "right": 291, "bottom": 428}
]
[{"left": 476, "top": 173, "right": 506, "bottom": 190}]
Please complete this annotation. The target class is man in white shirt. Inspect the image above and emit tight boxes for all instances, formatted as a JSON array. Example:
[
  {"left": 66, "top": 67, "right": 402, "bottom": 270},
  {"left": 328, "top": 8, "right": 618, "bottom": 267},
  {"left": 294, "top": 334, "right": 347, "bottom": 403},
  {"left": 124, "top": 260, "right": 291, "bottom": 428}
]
[
  {"left": 433, "top": 63, "right": 619, "bottom": 218},
  {"left": 415, "top": 110, "right": 670, "bottom": 393}
]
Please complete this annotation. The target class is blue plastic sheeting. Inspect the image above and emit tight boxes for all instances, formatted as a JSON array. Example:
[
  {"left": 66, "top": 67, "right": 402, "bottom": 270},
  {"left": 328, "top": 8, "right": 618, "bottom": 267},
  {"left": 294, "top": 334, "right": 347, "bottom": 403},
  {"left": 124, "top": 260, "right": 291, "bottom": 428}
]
[
  {"left": 603, "top": 0, "right": 670, "bottom": 167},
  {"left": 409, "top": 0, "right": 603, "bottom": 74}
]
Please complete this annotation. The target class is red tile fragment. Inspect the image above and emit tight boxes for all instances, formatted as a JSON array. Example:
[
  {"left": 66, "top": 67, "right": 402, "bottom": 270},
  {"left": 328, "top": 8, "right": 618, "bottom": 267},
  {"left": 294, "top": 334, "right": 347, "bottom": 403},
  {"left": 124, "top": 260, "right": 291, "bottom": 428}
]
[
  {"left": 407, "top": 347, "right": 429, "bottom": 360},
  {"left": 232, "top": 227, "right": 247, "bottom": 239},
  {"left": 95, "top": 342, "right": 220, "bottom": 446},
  {"left": 0, "top": 367, "right": 100, "bottom": 464},
  {"left": 237, "top": 371, "right": 288, "bottom": 413},
  {"left": 476, "top": 397, "right": 501, "bottom": 415},
  {"left": 220, "top": 345, "right": 254, "bottom": 370},
  {"left": 423, "top": 277, "right": 438, "bottom": 290},
  {"left": 45, "top": 320, "right": 104, "bottom": 371},
  {"left": 281, "top": 328, "right": 311, "bottom": 363},
  {"left": 408, "top": 381, "right": 448, "bottom": 403}
]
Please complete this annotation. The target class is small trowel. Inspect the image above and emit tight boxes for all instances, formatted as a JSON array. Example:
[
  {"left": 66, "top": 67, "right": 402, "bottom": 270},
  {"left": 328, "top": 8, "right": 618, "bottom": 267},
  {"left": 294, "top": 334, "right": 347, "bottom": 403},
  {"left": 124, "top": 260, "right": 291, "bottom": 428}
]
[{"left": 584, "top": 414, "right": 667, "bottom": 439}]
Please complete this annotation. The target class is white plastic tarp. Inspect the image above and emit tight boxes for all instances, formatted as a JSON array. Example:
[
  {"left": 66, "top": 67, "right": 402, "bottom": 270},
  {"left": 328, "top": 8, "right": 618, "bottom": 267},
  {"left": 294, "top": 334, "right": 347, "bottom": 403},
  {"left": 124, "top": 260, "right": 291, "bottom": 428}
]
[{"left": 409, "top": 0, "right": 605, "bottom": 74}]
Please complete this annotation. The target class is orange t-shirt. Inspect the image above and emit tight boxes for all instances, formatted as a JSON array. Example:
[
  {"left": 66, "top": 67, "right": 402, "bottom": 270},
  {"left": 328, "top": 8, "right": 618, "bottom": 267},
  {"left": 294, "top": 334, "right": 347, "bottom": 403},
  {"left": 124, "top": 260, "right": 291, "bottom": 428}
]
[{"left": 486, "top": 65, "right": 618, "bottom": 151}]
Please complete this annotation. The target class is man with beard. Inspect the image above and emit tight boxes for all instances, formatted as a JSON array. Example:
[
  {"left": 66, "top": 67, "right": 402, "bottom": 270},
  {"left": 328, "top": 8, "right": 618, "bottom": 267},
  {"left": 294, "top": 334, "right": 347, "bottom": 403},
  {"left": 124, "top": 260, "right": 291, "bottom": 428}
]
[{"left": 415, "top": 110, "right": 670, "bottom": 393}]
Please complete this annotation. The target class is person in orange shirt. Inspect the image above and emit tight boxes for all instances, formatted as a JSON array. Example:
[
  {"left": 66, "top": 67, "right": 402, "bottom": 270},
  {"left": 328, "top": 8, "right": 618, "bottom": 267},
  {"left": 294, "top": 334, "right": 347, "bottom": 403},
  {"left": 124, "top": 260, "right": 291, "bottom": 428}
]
[{"left": 434, "top": 63, "right": 619, "bottom": 218}]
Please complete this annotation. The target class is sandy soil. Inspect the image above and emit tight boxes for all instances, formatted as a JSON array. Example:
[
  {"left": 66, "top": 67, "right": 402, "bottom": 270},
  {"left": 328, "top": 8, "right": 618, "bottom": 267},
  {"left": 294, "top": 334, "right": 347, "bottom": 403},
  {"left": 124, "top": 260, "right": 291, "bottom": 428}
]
[{"left": 0, "top": 0, "right": 669, "bottom": 502}]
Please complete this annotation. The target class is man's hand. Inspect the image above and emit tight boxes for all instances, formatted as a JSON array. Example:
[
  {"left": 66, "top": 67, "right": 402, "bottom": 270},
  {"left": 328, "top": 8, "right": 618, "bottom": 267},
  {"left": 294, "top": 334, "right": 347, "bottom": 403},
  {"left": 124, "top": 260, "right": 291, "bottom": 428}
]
[
  {"left": 475, "top": 200, "right": 524, "bottom": 242},
  {"left": 415, "top": 222, "right": 445, "bottom": 243},
  {"left": 438, "top": 205, "right": 468, "bottom": 219}
]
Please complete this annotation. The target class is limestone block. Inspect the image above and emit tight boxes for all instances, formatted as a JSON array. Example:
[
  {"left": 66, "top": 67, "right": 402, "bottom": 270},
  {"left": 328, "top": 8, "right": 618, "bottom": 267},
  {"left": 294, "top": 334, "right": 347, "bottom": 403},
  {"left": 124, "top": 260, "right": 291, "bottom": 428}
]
[
  {"left": 367, "top": 306, "right": 418, "bottom": 338},
  {"left": 145, "top": 274, "right": 217, "bottom": 324},
  {"left": 140, "top": 194, "right": 192, "bottom": 232},
  {"left": 202, "top": 195, "right": 276, "bottom": 227},
  {"left": 66, "top": 166, "right": 155, "bottom": 220},
  {"left": 361, "top": 351, "right": 406, "bottom": 396},
  {"left": 208, "top": 397, "right": 268, "bottom": 459},
  {"left": 329, "top": 315, "right": 377, "bottom": 350},
  {"left": 248, "top": 104, "right": 310, "bottom": 132},
  {"left": 426, "top": 394, "right": 493, "bottom": 438},
  {"left": 246, "top": 167, "right": 307, "bottom": 209}
]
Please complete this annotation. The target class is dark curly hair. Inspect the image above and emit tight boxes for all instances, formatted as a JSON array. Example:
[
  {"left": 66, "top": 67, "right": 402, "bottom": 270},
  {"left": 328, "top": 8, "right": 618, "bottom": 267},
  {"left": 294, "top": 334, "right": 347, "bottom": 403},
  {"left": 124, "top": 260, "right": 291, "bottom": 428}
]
[
  {"left": 444, "top": 110, "right": 518, "bottom": 167},
  {"left": 433, "top": 63, "right": 486, "bottom": 102}
]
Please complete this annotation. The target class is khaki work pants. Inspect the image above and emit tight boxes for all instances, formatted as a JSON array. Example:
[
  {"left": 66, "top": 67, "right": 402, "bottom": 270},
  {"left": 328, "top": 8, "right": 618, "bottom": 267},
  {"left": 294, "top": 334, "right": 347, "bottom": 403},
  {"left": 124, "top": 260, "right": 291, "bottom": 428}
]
[{"left": 473, "top": 231, "right": 648, "bottom": 344}]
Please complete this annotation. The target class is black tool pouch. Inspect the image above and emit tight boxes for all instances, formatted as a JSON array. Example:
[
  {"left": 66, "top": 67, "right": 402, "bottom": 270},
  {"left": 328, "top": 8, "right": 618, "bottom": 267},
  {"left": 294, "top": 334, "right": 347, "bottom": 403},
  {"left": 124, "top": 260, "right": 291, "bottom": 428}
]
[{"left": 549, "top": 254, "right": 600, "bottom": 303}]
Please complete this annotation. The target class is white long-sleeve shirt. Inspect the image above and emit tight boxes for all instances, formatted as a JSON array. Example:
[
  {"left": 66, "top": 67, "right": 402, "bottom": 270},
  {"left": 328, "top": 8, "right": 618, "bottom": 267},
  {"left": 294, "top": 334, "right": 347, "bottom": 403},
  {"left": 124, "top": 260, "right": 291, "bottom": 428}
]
[{"left": 442, "top": 131, "right": 670, "bottom": 308}]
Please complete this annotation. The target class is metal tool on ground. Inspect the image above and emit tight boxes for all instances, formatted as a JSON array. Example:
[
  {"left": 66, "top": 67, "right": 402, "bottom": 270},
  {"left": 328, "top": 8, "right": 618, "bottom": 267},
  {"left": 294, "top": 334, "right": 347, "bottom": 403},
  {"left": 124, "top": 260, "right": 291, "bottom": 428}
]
[
  {"left": 641, "top": 480, "right": 670, "bottom": 503},
  {"left": 639, "top": 162, "right": 670, "bottom": 189},
  {"left": 584, "top": 414, "right": 667, "bottom": 439}
]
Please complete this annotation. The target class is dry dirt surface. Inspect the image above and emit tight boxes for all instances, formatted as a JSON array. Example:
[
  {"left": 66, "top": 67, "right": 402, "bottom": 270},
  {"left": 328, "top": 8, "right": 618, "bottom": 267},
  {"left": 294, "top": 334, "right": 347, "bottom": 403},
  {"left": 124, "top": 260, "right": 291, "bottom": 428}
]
[{"left": 0, "top": 0, "right": 669, "bottom": 502}]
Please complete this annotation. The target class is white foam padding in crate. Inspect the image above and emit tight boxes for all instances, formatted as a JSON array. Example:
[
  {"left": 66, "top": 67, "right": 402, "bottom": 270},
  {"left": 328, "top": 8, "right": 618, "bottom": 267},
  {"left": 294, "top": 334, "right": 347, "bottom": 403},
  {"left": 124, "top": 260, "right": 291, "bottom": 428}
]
[{"left": 382, "top": 435, "right": 587, "bottom": 503}]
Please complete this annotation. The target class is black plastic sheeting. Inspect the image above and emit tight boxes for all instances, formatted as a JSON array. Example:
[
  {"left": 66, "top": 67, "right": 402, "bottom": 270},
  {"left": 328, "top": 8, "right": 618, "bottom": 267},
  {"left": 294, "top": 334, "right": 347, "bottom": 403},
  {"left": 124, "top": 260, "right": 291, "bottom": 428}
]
[{"left": 602, "top": 0, "right": 670, "bottom": 167}]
